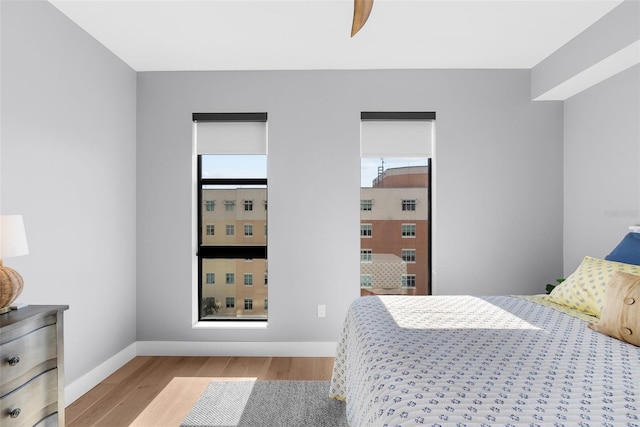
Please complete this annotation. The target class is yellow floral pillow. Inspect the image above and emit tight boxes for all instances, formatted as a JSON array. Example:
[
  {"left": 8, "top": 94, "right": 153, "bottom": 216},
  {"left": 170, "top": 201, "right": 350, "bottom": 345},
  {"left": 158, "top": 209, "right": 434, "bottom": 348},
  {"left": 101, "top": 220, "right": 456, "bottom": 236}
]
[{"left": 547, "top": 256, "right": 640, "bottom": 317}]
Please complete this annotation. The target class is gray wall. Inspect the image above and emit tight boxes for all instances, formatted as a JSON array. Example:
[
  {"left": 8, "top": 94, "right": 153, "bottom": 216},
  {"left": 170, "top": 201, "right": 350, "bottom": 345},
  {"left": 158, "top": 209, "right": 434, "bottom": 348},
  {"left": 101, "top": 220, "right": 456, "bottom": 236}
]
[
  {"left": 0, "top": 0, "right": 137, "bottom": 387},
  {"left": 563, "top": 65, "right": 640, "bottom": 275},
  {"left": 136, "top": 69, "right": 565, "bottom": 343}
]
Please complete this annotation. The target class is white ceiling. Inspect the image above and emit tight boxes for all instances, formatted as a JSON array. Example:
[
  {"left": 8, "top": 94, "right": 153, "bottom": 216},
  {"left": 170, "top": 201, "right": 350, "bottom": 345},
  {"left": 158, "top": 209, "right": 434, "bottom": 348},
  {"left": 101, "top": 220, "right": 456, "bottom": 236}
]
[{"left": 48, "top": 0, "right": 623, "bottom": 72}]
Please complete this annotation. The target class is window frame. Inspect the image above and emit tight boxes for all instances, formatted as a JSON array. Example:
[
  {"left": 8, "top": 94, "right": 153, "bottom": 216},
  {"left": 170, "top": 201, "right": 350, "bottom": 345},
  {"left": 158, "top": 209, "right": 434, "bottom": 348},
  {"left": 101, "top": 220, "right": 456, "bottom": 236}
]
[
  {"left": 360, "top": 274, "right": 373, "bottom": 288},
  {"left": 195, "top": 112, "right": 268, "bottom": 323},
  {"left": 401, "top": 223, "right": 416, "bottom": 238},
  {"left": 401, "top": 249, "right": 416, "bottom": 263},
  {"left": 402, "top": 274, "right": 416, "bottom": 288},
  {"left": 401, "top": 199, "right": 417, "bottom": 211}
]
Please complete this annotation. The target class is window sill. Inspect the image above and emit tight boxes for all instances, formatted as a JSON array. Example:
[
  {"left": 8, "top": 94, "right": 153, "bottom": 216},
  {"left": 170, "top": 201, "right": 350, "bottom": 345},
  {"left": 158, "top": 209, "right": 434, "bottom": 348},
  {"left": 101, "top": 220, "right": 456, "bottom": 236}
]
[{"left": 192, "top": 321, "right": 268, "bottom": 329}]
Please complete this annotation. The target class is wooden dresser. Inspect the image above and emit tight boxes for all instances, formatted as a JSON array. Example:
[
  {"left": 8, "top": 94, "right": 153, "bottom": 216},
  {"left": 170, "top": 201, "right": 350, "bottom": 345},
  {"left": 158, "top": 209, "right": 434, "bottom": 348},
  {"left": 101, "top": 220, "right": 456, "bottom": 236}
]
[{"left": 0, "top": 305, "right": 68, "bottom": 427}]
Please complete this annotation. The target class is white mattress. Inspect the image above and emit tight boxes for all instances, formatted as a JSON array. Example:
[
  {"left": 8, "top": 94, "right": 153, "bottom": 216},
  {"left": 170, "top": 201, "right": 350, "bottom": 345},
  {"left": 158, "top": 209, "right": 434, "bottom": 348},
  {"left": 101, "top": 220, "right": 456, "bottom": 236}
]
[{"left": 329, "top": 295, "right": 640, "bottom": 426}]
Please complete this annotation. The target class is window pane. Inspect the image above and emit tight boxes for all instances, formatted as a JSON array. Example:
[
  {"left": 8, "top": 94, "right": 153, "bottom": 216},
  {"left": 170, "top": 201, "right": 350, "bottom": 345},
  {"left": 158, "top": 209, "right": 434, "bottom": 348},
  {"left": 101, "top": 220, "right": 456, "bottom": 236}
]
[
  {"left": 361, "top": 157, "right": 429, "bottom": 296},
  {"left": 201, "top": 259, "right": 267, "bottom": 319},
  {"left": 200, "top": 154, "right": 267, "bottom": 320}
]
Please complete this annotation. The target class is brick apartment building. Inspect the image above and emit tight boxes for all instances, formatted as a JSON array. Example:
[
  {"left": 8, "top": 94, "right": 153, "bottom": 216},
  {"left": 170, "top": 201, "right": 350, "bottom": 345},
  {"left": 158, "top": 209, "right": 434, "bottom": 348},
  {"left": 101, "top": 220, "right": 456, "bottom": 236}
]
[{"left": 361, "top": 165, "right": 430, "bottom": 296}]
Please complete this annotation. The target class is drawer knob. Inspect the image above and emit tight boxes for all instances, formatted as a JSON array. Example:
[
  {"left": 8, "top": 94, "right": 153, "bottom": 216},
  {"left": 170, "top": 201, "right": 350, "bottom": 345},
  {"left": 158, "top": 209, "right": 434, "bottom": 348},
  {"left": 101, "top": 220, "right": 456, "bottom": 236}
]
[
  {"left": 8, "top": 356, "right": 20, "bottom": 366},
  {"left": 9, "top": 408, "right": 21, "bottom": 418}
]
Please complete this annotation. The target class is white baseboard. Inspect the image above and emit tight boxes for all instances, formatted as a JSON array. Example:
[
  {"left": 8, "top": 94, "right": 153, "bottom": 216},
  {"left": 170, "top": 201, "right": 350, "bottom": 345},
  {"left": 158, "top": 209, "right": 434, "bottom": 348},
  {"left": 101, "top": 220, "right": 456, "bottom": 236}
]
[
  {"left": 65, "top": 342, "right": 137, "bottom": 405},
  {"left": 65, "top": 341, "right": 337, "bottom": 406},
  {"left": 136, "top": 341, "right": 337, "bottom": 357}
]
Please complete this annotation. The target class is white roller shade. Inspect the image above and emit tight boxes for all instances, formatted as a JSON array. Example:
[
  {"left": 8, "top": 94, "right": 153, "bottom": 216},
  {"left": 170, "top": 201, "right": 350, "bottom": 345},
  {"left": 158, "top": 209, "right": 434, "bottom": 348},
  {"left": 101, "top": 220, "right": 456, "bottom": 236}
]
[
  {"left": 196, "top": 121, "right": 267, "bottom": 155},
  {"left": 361, "top": 120, "right": 433, "bottom": 158}
]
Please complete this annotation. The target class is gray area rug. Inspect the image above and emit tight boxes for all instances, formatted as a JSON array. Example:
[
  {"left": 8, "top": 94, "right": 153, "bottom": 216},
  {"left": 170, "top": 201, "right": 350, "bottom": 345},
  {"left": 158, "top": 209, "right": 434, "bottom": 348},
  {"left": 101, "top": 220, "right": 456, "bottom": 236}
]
[{"left": 181, "top": 380, "right": 348, "bottom": 427}]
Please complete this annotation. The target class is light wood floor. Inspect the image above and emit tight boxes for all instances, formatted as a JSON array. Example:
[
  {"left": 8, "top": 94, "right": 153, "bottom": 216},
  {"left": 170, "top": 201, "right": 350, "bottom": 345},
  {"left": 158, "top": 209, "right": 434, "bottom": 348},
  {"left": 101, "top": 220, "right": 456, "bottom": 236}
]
[{"left": 66, "top": 356, "right": 335, "bottom": 427}]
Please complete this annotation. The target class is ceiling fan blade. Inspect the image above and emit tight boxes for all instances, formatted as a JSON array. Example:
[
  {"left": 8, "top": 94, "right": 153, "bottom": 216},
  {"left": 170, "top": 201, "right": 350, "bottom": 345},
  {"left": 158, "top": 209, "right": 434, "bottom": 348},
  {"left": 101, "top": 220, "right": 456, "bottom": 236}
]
[{"left": 351, "top": 0, "right": 374, "bottom": 37}]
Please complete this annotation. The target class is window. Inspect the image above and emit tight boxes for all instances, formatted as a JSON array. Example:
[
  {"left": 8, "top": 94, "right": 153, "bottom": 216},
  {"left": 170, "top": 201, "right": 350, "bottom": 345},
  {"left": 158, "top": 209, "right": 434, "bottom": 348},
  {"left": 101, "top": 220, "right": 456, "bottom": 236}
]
[
  {"left": 264, "top": 273, "right": 268, "bottom": 286},
  {"left": 360, "top": 274, "right": 372, "bottom": 288},
  {"left": 361, "top": 199, "right": 373, "bottom": 211},
  {"left": 402, "top": 199, "right": 416, "bottom": 211},
  {"left": 360, "top": 112, "right": 434, "bottom": 297},
  {"left": 402, "top": 274, "right": 416, "bottom": 288},
  {"left": 244, "top": 298, "right": 253, "bottom": 310},
  {"left": 402, "top": 249, "right": 416, "bottom": 263},
  {"left": 226, "top": 297, "right": 235, "bottom": 308},
  {"left": 264, "top": 299, "right": 268, "bottom": 310},
  {"left": 205, "top": 273, "right": 215, "bottom": 284},
  {"left": 195, "top": 113, "right": 268, "bottom": 322},
  {"left": 401, "top": 224, "right": 416, "bottom": 237},
  {"left": 206, "top": 224, "right": 215, "bottom": 236}
]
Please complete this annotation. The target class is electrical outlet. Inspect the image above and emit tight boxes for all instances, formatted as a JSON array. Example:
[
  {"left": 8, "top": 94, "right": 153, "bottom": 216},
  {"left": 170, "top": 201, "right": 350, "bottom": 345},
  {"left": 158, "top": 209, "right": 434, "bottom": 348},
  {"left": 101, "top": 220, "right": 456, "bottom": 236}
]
[{"left": 317, "top": 304, "right": 326, "bottom": 318}]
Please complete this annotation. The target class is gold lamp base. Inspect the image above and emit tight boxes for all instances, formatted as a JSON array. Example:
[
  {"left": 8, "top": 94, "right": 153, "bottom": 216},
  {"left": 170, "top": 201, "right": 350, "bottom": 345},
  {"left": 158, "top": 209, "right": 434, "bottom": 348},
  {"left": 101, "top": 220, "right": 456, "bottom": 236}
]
[{"left": 0, "top": 259, "right": 24, "bottom": 315}]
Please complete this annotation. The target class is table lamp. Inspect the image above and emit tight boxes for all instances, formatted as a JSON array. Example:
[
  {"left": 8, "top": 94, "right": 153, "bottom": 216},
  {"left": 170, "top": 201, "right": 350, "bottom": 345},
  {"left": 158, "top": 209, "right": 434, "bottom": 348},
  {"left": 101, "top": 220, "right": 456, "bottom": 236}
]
[{"left": 0, "top": 215, "right": 29, "bottom": 314}]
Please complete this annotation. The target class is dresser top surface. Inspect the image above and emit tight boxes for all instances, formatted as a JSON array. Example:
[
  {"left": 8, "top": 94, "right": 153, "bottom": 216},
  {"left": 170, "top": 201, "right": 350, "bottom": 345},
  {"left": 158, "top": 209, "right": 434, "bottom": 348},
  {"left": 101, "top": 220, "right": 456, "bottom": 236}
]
[{"left": 0, "top": 305, "right": 69, "bottom": 329}]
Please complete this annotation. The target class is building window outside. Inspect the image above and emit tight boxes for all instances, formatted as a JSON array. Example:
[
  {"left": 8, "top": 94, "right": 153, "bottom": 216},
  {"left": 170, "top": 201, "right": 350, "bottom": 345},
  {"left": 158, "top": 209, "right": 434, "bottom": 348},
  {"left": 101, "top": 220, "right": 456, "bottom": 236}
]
[
  {"left": 244, "top": 273, "right": 253, "bottom": 286},
  {"left": 206, "top": 273, "right": 215, "bottom": 284},
  {"left": 244, "top": 298, "right": 253, "bottom": 310},
  {"left": 244, "top": 224, "right": 253, "bottom": 237},
  {"left": 244, "top": 200, "right": 253, "bottom": 211},
  {"left": 402, "top": 274, "right": 416, "bottom": 288},
  {"left": 361, "top": 224, "right": 372, "bottom": 237},
  {"left": 401, "top": 223, "right": 416, "bottom": 237},
  {"left": 224, "top": 200, "right": 235, "bottom": 211},
  {"left": 226, "top": 224, "right": 235, "bottom": 236},
  {"left": 264, "top": 299, "right": 268, "bottom": 310},
  {"left": 205, "top": 200, "right": 215, "bottom": 211},
  {"left": 361, "top": 274, "right": 372, "bottom": 288},
  {"left": 402, "top": 199, "right": 416, "bottom": 211},
  {"left": 402, "top": 249, "right": 416, "bottom": 263},
  {"left": 226, "top": 273, "right": 235, "bottom": 284},
  {"left": 206, "top": 224, "right": 215, "bottom": 236},
  {"left": 361, "top": 249, "right": 372, "bottom": 262},
  {"left": 226, "top": 297, "right": 235, "bottom": 308},
  {"left": 264, "top": 273, "right": 268, "bottom": 286},
  {"left": 361, "top": 199, "right": 373, "bottom": 211}
]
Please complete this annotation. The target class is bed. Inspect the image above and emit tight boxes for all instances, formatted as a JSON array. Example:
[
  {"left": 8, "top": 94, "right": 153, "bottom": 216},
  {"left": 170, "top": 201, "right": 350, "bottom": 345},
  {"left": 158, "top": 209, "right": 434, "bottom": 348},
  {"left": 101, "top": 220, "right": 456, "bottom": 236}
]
[{"left": 330, "top": 250, "right": 640, "bottom": 426}]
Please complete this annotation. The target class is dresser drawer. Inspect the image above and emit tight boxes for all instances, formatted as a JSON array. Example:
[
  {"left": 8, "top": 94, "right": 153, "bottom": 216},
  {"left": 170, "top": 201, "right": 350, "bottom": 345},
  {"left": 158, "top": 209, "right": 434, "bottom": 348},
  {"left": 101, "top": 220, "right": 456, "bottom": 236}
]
[
  {"left": 0, "top": 369, "right": 58, "bottom": 427},
  {"left": 0, "top": 325, "right": 57, "bottom": 396}
]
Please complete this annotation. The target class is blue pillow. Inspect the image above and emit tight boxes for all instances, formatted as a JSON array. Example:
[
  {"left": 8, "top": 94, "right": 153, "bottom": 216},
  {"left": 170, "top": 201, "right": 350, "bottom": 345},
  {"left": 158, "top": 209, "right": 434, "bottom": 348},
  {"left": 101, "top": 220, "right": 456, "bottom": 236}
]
[{"left": 605, "top": 232, "right": 640, "bottom": 266}]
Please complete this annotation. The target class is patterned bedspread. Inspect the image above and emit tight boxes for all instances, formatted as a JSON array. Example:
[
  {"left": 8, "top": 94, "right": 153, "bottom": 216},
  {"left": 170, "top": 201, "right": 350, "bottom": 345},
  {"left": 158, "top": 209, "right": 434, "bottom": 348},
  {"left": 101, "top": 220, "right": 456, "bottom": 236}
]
[{"left": 329, "top": 295, "right": 640, "bottom": 426}]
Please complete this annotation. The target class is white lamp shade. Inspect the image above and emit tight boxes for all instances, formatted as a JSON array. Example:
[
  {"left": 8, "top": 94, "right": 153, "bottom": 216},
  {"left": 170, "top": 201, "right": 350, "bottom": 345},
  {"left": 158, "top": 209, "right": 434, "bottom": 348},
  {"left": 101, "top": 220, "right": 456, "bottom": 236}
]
[{"left": 0, "top": 215, "right": 29, "bottom": 258}]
